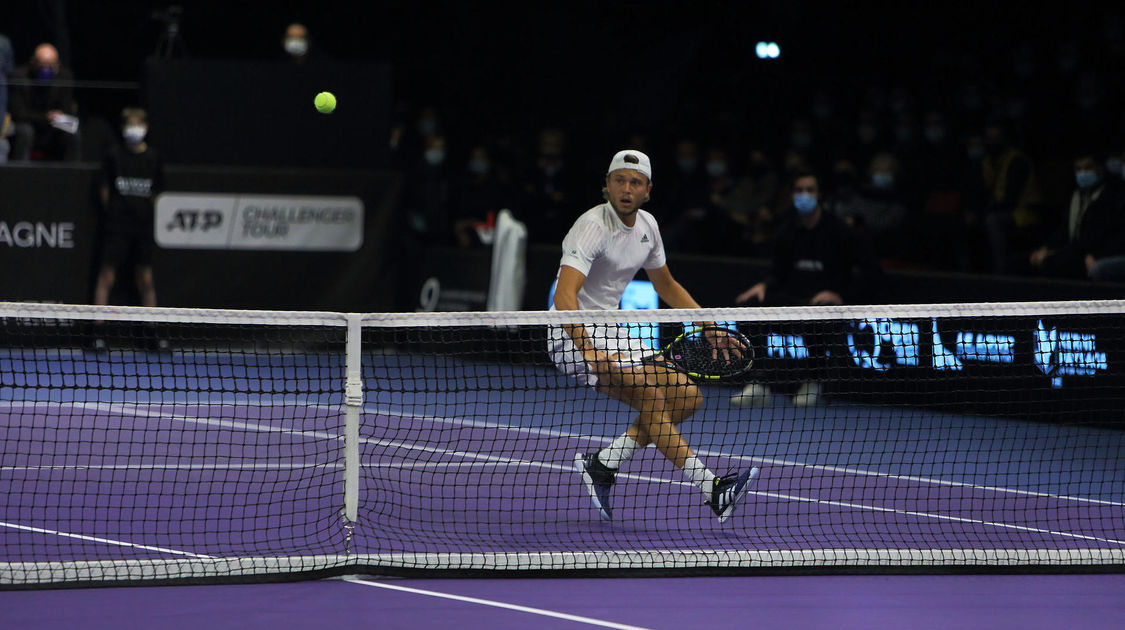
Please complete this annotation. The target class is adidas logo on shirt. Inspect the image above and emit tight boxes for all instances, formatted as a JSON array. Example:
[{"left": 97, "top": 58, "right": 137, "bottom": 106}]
[{"left": 640, "top": 234, "right": 650, "bottom": 243}]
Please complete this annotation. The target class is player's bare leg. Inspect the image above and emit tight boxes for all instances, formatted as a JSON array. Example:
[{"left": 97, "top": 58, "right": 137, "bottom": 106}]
[
  {"left": 596, "top": 365, "right": 702, "bottom": 466},
  {"left": 576, "top": 362, "right": 759, "bottom": 522}
]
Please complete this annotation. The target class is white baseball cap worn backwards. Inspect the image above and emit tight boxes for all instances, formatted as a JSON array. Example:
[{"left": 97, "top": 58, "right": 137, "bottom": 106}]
[{"left": 607, "top": 150, "right": 652, "bottom": 181}]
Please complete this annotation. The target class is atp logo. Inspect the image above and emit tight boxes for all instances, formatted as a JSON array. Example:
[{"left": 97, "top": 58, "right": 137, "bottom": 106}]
[{"left": 166, "top": 209, "right": 224, "bottom": 232}]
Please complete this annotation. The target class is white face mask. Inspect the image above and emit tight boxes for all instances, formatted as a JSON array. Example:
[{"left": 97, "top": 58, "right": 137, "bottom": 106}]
[
  {"left": 705, "top": 160, "right": 727, "bottom": 178},
  {"left": 123, "top": 125, "right": 147, "bottom": 145},
  {"left": 284, "top": 38, "right": 308, "bottom": 57},
  {"left": 424, "top": 147, "right": 445, "bottom": 166}
]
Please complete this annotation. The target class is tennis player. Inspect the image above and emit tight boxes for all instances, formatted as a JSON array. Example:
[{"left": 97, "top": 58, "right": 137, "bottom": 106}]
[{"left": 551, "top": 149, "right": 759, "bottom": 522}]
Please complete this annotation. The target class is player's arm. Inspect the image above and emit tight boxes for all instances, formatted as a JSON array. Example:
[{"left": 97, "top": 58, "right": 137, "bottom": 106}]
[
  {"left": 554, "top": 265, "right": 607, "bottom": 365},
  {"left": 647, "top": 264, "right": 742, "bottom": 359},
  {"left": 646, "top": 264, "right": 701, "bottom": 310}
]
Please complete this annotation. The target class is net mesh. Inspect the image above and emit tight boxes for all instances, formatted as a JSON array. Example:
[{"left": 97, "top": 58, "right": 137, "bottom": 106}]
[{"left": 1, "top": 301, "right": 1123, "bottom": 586}]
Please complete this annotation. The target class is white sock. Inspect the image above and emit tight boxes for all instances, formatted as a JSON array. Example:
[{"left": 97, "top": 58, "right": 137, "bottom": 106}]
[
  {"left": 681, "top": 456, "right": 717, "bottom": 495},
  {"left": 597, "top": 434, "right": 640, "bottom": 470}
]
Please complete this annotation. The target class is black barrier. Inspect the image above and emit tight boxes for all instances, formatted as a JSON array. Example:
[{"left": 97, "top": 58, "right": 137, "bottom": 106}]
[
  {"left": 0, "top": 166, "right": 99, "bottom": 304},
  {"left": 408, "top": 245, "right": 1124, "bottom": 426},
  {"left": 0, "top": 164, "right": 402, "bottom": 311},
  {"left": 410, "top": 244, "right": 1125, "bottom": 314}
]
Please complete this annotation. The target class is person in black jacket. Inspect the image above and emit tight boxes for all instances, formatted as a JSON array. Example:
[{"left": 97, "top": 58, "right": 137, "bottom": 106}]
[
  {"left": 1028, "top": 152, "right": 1125, "bottom": 281},
  {"left": 732, "top": 170, "right": 882, "bottom": 406},
  {"left": 8, "top": 43, "right": 80, "bottom": 161}
]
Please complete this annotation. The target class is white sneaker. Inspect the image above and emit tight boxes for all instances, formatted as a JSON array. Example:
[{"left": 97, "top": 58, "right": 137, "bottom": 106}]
[
  {"left": 793, "top": 381, "right": 822, "bottom": 406},
  {"left": 731, "top": 383, "right": 771, "bottom": 406}
]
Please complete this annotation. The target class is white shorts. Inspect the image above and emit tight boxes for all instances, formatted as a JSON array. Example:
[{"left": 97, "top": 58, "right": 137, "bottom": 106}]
[{"left": 548, "top": 323, "right": 653, "bottom": 387}]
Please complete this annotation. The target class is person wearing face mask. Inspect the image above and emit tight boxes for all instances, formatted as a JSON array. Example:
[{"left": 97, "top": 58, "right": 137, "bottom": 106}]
[
  {"left": 661, "top": 138, "right": 709, "bottom": 225},
  {"left": 452, "top": 144, "right": 510, "bottom": 248},
  {"left": 521, "top": 127, "right": 575, "bottom": 245},
  {"left": 832, "top": 152, "right": 908, "bottom": 262},
  {"left": 93, "top": 108, "right": 165, "bottom": 316},
  {"left": 8, "top": 43, "right": 80, "bottom": 161},
  {"left": 1028, "top": 153, "right": 1125, "bottom": 280},
  {"left": 732, "top": 171, "right": 881, "bottom": 407},
  {"left": 663, "top": 143, "right": 739, "bottom": 255},
  {"left": 404, "top": 132, "right": 453, "bottom": 245},
  {"left": 695, "top": 146, "right": 754, "bottom": 255},
  {"left": 1104, "top": 150, "right": 1125, "bottom": 184},
  {"left": 973, "top": 119, "right": 1044, "bottom": 274},
  {"left": 281, "top": 23, "right": 318, "bottom": 65}
]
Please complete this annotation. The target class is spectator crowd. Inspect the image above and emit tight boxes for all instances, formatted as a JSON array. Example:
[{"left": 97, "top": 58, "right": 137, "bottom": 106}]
[{"left": 3, "top": 16, "right": 1125, "bottom": 286}]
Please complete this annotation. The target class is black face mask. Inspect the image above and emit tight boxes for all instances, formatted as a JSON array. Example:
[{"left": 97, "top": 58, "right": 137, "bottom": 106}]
[{"left": 984, "top": 142, "right": 1005, "bottom": 156}]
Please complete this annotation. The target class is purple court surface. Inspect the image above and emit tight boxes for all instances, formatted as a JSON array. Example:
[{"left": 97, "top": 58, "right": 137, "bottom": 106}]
[
  {"left": 3, "top": 350, "right": 1123, "bottom": 628},
  {"left": 2, "top": 574, "right": 1125, "bottom": 629}
]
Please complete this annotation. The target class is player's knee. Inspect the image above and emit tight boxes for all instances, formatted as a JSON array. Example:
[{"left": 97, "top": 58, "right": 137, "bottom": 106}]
[
  {"left": 683, "top": 384, "right": 703, "bottom": 411},
  {"left": 668, "top": 384, "right": 702, "bottom": 422}
]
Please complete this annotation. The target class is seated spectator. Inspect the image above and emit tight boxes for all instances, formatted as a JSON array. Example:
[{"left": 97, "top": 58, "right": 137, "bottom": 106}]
[
  {"left": 452, "top": 144, "right": 510, "bottom": 247},
  {"left": 1105, "top": 148, "right": 1125, "bottom": 185},
  {"left": 735, "top": 147, "right": 781, "bottom": 257},
  {"left": 663, "top": 138, "right": 708, "bottom": 218},
  {"left": 521, "top": 127, "right": 576, "bottom": 245},
  {"left": 404, "top": 132, "right": 453, "bottom": 245},
  {"left": 732, "top": 170, "right": 882, "bottom": 407},
  {"left": 1, "top": 33, "right": 12, "bottom": 162},
  {"left": 9, "top": 43, "right": 80, "bottom": 161},
  {"left": 970, "top": 119, "right": 1045, "bottom": 274},
  {"left": 665, "top": 145, "right": 749, "bottom": 255},
  {"left": 1028, "top": 152, "right": 1125, "bottom": 281},
  {"left": 832, "top": 152, "right": 909, "bottom": 263}
]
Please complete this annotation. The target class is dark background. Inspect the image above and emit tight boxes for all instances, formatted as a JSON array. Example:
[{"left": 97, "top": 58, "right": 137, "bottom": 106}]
[{"left": 7, "top": 1, "right": 1125, "bottom": 163}]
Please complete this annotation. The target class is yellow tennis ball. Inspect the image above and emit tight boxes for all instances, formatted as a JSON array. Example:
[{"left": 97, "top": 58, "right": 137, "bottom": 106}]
[{"left": 314, "top": 91, "right": 336, "bottom": 114}]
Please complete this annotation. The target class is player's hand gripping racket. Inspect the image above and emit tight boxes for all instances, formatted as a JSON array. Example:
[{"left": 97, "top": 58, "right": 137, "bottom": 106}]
[{"left": 641, "top": 325, "right": 754, "bottom": 381}]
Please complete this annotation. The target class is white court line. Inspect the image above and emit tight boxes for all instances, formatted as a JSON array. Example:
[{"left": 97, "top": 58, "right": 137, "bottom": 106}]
[
  {"left": 11, "top": 401, "right": 1125, "bottom": 547},
  {"left": 2, "top": 461, "right": 517, "bottom": 472},
  {"left": 363, "top": 405, "right": 1125, "bottom": 508},
  {"left": 13, "top": 396, "right": 1123, "bottom": 508},
  {"left": 344, "top": 577, "right": 652, "bottom": 630},
  {"left": 0, "top": 520, "right": 214, "bottom": 558}
]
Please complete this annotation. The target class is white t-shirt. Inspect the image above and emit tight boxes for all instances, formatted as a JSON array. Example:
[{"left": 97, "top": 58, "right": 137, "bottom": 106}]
[{"left": 555, "top": 203, "right": 667, "bottom": 310}]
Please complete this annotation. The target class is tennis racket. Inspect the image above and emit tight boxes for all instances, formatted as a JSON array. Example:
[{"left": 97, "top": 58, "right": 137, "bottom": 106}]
[{"left": 640, "top": 325, "right": 754, "bottom": 381}]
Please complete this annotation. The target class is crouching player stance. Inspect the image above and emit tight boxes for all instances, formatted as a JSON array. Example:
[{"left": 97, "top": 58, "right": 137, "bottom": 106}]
[{"left": 549, "top": 149, "right": 759, "bottom": 523}]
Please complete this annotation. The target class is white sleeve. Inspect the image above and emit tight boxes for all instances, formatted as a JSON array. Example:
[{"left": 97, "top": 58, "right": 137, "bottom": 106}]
[{"left": 559, "top": 219, "right": 604, "bottom": 276}]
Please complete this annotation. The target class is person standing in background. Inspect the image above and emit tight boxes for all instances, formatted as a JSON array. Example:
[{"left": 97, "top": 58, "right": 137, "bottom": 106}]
[{"left": 94, "top": 108, "right": 165, "bottom": 311}]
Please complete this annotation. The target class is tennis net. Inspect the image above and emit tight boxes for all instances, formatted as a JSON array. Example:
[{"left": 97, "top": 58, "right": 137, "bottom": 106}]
[{"left": 1, "top": 300, "right": 1123, "bottom": 586}]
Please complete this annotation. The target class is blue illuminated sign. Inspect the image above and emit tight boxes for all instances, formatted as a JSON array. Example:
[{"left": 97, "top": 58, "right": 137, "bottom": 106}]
[
  {"left": 1034, "top": 320, "right": 1108, "bottom": 387},
  {"left": 845, "top": 318, "right": 920, "bottom": 371},
  {"left": 619, "top": 281, "right": 660, "bottom": 349},
  {"left": 842, "top": 317, "right": 1108, "bottom": 387},
  {"left": 767, "top": 333, "right": 810, "bottom": 359},
  {"left": 545, "top": 281, "right": 1111, "bottom": 387}
]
